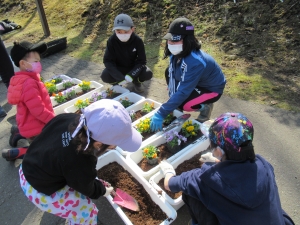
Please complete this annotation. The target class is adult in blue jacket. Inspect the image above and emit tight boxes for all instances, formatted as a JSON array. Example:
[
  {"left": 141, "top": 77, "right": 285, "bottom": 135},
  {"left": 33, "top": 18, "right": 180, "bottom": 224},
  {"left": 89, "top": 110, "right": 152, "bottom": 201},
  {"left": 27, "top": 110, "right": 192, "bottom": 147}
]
[
  {"left": 151, "top": 17, "right": 226, "bottom": 131},
  {"left": 159, "top": 112, "right": 295, "bottom": 225}
]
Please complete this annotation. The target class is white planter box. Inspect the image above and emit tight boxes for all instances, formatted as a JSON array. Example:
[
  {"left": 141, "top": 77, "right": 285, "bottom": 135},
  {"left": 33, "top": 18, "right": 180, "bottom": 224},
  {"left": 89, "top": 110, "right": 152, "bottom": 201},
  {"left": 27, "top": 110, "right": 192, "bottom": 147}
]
[
  {"left": 63, "top": 85, "right": 130, "bottom": 113},
  {"left": 126, "top": 98, "right": 162, "bottom": 119},
  {"left": 50, "top": 78, "right": 82, "bottom": 107},
  {"left": 53, "top": 81, "right": 103, "bottom": 115},
  {"left": 114, "top": 92, "right": 145, "bottom": 109},
  {"left": 126, "top": 118, "right": 205, "bottom": 180},
  {"left": 44, "top": 74, "right": 72, "bottom": 83},
  {"left": 132, "top": 109, "right": 184, "bottom": 148},
  {"left": 96, "top": 151, "right": 177, "bottom": 225},
  {"left": 125, "top": 121, "right": 205, "bottom": 180},
  {"left": 54, "top": 78, "right": 82, "bottom": 92},
  {"left": 149, "top": 136, "right": 209, "bottom": 210}
]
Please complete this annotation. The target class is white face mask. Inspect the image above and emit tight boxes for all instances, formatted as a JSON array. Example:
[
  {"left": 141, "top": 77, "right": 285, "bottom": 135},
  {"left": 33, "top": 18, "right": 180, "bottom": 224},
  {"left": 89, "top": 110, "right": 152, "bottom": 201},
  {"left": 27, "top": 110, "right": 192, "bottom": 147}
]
[
  {"left": 168, "top": 44, "right": 183, "bottom": 55},
  {"left": 116, "top": 33, "right": 131, "bottom": 42},
  {"left": 213, "top": 147, "right": 225, "bottom": 161}
]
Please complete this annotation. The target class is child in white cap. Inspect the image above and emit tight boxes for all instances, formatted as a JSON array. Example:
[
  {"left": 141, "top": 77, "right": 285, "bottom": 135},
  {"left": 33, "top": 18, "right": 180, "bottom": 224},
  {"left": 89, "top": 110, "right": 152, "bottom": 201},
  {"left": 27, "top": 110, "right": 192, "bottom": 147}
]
[
  {"left": 19, "top": 99, "right": 142, "bottom": 225},
  {"left": 101, "top": 13, "right": 153, "bottom": 93}
]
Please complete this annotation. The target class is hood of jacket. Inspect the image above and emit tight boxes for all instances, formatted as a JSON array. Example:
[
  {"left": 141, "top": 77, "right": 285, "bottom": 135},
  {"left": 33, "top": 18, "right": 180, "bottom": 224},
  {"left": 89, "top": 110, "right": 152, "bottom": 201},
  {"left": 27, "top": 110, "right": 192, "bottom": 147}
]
[
  {"left": 200, "top": 155, "right": 270, "bottom": 209},
  {"left": 7, "top": 71, "right": 41, "bottom": 105}
]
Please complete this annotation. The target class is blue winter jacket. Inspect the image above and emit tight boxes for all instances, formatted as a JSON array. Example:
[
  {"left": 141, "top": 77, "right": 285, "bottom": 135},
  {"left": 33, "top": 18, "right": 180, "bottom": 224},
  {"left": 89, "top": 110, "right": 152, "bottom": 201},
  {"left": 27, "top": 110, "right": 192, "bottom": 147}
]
[
  {"left": 169, "top": 155, "right": 294, "bottom": 225},
  {"left": 158, "top": 50, "right": 226, "bottom": 118}
]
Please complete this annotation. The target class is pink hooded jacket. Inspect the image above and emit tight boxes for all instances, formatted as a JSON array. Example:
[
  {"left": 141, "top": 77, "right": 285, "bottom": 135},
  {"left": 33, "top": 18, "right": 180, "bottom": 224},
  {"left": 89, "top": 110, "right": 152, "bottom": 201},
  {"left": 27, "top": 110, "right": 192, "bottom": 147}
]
[{"left": 7, "top": 71, "right": 55, "bottom": 138}]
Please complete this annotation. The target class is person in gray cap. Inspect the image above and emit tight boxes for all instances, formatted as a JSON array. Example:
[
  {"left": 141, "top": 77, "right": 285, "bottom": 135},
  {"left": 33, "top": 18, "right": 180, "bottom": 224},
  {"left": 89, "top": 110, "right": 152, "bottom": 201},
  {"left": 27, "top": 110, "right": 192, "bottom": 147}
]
[
  {"left": 150, "top": 17, "right": 226, "bottom": 132},
  {"left": 101, "top": 13, "right": 153, "bottom": 93}
]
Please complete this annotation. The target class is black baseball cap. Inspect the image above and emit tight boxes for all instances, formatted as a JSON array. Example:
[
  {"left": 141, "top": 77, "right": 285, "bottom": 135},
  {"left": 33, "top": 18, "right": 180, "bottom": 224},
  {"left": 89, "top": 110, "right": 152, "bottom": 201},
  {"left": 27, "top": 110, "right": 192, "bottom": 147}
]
[
  {"left": 10, "top": 41, "right": 47, "bottom": 67},
  {"left": 163, "top": 17, "right": 194, "bottom": 41}
]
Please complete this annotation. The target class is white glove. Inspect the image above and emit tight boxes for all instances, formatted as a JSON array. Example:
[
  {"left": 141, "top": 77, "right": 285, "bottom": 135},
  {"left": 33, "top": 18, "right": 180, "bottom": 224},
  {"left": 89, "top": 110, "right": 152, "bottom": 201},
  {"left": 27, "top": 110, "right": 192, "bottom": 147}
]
[
  {"left": 104, "top": 186, "right": 114, "bottom": 197},
  {"left": 159, "top": 160, "right": 176, "bottom": 176},
  {"left": 125, "top": 75, "right": 133, "bottom": 83},
  {"left": 199, "top": 152, "right": 217, "bottom": 163},
  {"left": 118, "top": 80, "right": 128, "bottom": 86}
]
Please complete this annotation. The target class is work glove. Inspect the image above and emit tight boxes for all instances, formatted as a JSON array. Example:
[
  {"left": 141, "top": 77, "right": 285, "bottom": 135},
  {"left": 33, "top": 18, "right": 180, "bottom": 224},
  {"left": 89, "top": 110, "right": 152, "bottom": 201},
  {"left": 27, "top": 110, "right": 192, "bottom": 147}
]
[
  {"left": 100, "top": 179, "right": 114, "bottom": 197},
  {"left": 199, "top": 152, "right": 217, "bottom": 163},
  {"left": 118, "top": 80, "right": 128, "bottom": 86},
  {"left": 125, "top": 75, "right": 133, "bottom": 83},
  {"left": 104, "top": 186, "right": 114, "bottom": 197},
  {"left": 150, "top": 113, "right": 164, "bottom": 132},
  {"left": 159, "top": 160, "right": 176, "bottom": 177}
]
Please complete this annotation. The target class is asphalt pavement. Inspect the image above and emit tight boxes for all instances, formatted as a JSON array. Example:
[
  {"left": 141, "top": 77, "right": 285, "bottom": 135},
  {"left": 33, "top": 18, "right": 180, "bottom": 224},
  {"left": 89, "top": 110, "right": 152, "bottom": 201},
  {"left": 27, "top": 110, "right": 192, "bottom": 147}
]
[{"left": 0, "top": 42, "right": 300, "bottom": 225}]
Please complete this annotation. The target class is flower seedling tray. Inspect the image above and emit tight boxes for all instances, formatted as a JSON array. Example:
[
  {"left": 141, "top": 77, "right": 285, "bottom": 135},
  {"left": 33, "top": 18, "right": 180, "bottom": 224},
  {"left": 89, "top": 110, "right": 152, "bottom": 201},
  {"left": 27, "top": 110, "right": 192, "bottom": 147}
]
[
  {"left": 126, "top": 98, "right": 162, "bottom": 122},
  {"left": 148, "top": 136, "right": 209, "bottom": 210},
  {"left": 96, "top": 151, "right": 177, "bottom": 225},
  {"left": 53, "top": 81, "right": 103, "bottom": 115},
  {"left": 62, "top": 85, "right": 129, "bottom": 113}
]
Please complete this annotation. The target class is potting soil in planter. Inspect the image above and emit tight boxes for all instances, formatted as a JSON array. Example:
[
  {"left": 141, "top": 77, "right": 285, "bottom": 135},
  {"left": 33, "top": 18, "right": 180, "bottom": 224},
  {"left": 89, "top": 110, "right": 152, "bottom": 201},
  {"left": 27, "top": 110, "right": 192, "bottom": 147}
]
[
  {"left": 157, "top": 151, "right": 207, "bottom": 199},
  {"left": 131, "top": 110, "right": 153, "bottom": 122},
  {"left": 138, "top": 131, "right": 204, "bottom": 172},
  {"left": 97, "top": 162, "right": 167, "bottom": 225}
]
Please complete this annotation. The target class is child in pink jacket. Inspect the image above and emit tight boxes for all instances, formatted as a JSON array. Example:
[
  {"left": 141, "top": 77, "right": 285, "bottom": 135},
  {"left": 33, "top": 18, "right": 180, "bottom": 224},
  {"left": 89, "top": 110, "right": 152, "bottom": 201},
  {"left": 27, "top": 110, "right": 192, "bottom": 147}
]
[{"left": 2, "top": 41, "right": 55, "bottom": 161}]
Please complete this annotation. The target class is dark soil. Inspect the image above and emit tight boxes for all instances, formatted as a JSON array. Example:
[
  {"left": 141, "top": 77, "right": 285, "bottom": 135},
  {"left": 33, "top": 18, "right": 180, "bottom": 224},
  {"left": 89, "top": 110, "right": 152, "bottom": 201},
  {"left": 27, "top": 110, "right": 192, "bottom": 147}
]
[
  {"left": 106, "top": 93, "right": 122, "bottom": 99},
  {"left": 131, "top": 110, "right": 152, "bottom": 123},
  {"left": 97, "top": 162, "right": 169, "bottom": 225},
  {"left": 138, "top": 131, "right": 203, "bottom": 172}
]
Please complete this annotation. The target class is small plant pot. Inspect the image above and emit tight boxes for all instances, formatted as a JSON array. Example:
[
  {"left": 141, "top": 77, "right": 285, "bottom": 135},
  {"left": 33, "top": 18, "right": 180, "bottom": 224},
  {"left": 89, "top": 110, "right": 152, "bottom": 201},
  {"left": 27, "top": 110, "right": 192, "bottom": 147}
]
[
  {"left": 147, "top": 158, "right": 158, "bottom": 165},
  {"left": 167, "top": 143, "right": 181, "bottom": 154}
]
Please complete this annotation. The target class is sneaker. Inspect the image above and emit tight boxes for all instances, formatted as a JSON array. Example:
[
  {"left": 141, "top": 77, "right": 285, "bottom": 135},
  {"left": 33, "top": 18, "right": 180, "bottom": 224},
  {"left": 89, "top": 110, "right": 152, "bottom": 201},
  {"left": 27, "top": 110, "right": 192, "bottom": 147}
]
[
  {"left": 9, "top": 125, "right": 26, "bottom": 147},
  {"left": 0, "top": 105, "right": 7, "bottom": 118},
  {"left": 196, "top": 103, "right": 214, "bottom": 123},
  {"left": 133, "top": 82, "right": 144, "bottom": 93},
  {"left": 2, "top": 147, "right": 27, "bottom": 161}
]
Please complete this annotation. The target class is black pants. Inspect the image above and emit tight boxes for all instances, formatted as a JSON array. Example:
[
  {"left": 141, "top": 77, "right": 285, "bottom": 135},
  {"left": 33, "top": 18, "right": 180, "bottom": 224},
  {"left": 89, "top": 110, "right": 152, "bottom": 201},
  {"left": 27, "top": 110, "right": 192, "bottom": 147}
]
[
  {"left": 101, "top": 66, "right": 153, "bottom": 84},
  {"left": 182, "top": 193, "right": 219, "bottom": 225},
  {"left": 0, "top": 39, "right": 14, "bottom": 87},
  {"left": 165, "top": 67, "right": 222, "bottom": 111}
]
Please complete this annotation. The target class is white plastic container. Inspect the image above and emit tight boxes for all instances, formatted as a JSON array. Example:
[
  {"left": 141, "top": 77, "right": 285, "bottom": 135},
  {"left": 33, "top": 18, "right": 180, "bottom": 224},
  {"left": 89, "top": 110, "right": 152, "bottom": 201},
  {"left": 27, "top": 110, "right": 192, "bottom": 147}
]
[
  {"left": 125, "top": 124, "right": 206, "bottom": 181},
  {"left": 113, "top": 92, "right": 145, "bottom": 109},
  {"left": 63, "top": 85, "right": 130, "bottom": 113},
  {"left": 96, "top": 151, "right": 177, "bottom": 225},
  {"left": 50, "top": 78, "right": 82, "bottom": 107},
  {"left": 132, "top": 109, "right": 184, "bottom": 147},
  {"left": 44, "top": 74, "right": 72, "bottom": 83},
  {"left": 149, "top": 136, "right": 209, "bottom": 210},
  {"left": 126, "top": 98, "right": 162, "bottom": 119},
  {"left": 53, "top": 81, "right": 104, "bottom": 115}
]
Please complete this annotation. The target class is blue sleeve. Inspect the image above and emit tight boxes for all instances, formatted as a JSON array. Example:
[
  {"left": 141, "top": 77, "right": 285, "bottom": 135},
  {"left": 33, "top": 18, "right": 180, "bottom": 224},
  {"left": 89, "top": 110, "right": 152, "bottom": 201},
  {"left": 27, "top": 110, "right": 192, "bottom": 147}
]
[{"left": 157, "top": 61, "right": 205, "bottom": 118}]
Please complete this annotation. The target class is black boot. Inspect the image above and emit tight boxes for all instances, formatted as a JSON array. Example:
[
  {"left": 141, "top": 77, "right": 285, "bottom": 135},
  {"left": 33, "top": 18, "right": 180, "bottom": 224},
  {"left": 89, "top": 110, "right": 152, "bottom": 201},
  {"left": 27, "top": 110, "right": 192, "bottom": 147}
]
[
  {"left": 0, "top": 105, "right": 7, "bottom": 118},
  {"left": 196, "top": 103, "right": 214, "bottom": 123},
  {"left": 9, "top": 125, "right": 26, "bottom": 147}
]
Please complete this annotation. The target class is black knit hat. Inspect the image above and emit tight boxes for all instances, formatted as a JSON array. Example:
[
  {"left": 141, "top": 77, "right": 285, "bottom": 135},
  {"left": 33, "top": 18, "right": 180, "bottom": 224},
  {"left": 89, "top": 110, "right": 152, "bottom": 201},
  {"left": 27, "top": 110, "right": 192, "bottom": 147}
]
[
  {"left": 163, "top": 17, "right": 194, "bottom": 41},
  {"left": 10, "top": 41, "right": 47, "bottom": 67}
]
